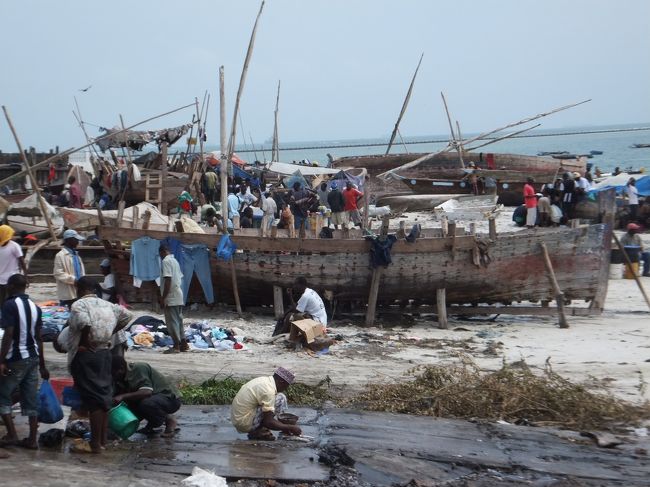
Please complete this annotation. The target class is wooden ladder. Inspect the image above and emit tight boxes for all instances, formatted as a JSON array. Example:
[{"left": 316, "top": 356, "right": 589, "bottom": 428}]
[{"left": 145, "top": 173, "right": 163, "bottom": 211}]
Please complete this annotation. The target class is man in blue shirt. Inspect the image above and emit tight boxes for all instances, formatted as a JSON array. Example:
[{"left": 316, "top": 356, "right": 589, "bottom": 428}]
[{"left": 0, "top": 274, "right": 49, "bottom": 450}]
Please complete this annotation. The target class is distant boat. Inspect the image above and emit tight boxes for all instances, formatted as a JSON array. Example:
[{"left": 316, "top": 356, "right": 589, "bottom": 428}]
[
  {"left": 537, "top": 151, "right": 569, "bottom": 156},
  {"left": 631, "top": 143, "right": 650, "bottom": 149},
  {"left": 589, "top": 150, "right": 603, "bottom": 155}
]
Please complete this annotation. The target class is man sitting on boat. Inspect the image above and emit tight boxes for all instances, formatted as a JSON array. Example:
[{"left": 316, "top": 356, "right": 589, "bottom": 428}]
[{"left": 230, "top": 367, "right": 302, "bottom": 441}]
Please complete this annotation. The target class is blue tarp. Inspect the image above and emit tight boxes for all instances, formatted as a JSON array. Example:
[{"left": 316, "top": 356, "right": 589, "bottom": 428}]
[{"left": 589, "top": 175, "right": 650, "bottom": 197}]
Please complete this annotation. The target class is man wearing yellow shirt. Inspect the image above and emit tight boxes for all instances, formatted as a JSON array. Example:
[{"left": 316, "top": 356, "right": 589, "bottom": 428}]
[{"left": 230, "top": 367, "right": 301, "bottom": 441}]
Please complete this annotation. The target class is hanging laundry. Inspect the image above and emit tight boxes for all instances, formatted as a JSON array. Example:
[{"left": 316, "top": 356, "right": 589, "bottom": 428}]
[
  {"left": 366, "top": 234, "right": 398, "bottom": 268},
  {"left": 130, "top": 236, "right": 161, "bottom": 281},
  {"left": 180, "top": 244, "right": 214, "bottom": 305}
]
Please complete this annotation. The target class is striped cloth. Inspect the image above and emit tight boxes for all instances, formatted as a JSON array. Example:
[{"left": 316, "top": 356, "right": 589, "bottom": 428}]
[{"left": 1, "top": 294, "right": 41, "bottom": 362}]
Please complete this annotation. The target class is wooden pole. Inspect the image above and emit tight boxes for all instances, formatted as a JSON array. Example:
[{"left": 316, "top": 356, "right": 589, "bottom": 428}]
[
  {"left": 119, "top": 114, "right": 133, "bottom": 165},
  {"left": 465, "top": 123, "right": 541, "bottom": 152},
  {"left": 219, "top": 66, "right": 229, "bottom": 233},
  {"left": 440, "top": 92, "right": 463, "bottom": 168},
  {"left": 230, "top": 259, "right": 243, "bottom": 315},
  {"left": 455, "top": 120, "right": 465, "bottom": 168},
  {"left": 488, "top": 217, "right": 497, "bottom": 240},
  {"left": 2, "top": 106, "right": 58, "bottom": 241},
  {"left": 273, "top": 285, "right": 284, "bottom": 319},
  {"left": 613, "top": 233, "right": 650, "bottom": 310},
  {"left": 365, "top": 216, "right": 390, "bottom": 326},
  {"left": 272, "top": 80, "right": 281, "bottom": 162},
  {"left": 385, "top": 52, "right": 423, "bottom": 155},
  {"left": 225, "top": 1, "right": 265, "bottom": 172},
  {"left": 0, "top": 102, "right": 196, "bottom": 188},
  {"left": 160, "top": 142, "right": 168, "bottom": 215},
  {"left": 540, "top": 242, "right": 569, "bottom": 328},
  {"left": 436, "top": 288, "right": 448, "bottom": 329}
]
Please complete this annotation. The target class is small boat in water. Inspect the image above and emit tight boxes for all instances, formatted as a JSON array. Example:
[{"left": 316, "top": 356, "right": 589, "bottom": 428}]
[{"left": 631, "top": 143, "right": 650, "bottom": 149}]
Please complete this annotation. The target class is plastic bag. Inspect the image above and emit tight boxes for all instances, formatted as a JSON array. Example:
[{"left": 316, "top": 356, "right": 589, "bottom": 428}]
[
  {"left": 181, "top": 467, "right": 227, "bottom": 487},
  {"left": 38, "top": 380, "right": 64, "bottom": 424},
  {"left": 215, "top": 234, "right": 237, "bottom": 261}
]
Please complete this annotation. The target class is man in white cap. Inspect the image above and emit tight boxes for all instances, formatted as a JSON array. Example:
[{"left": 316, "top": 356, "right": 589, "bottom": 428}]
[
  {"left": 98, "top": 258, "right": 116, "bottom": 303},
  {"left": 230, "top": 367, "right": 302, "bottom": 441},
  {"left": 53, "top": 229, "right": 86, "bottom": 307}
]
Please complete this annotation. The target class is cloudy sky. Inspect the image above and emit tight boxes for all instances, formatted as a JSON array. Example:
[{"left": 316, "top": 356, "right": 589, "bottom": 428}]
[{"left": 1, "top": 0, "right": 648, "bottom": 151}]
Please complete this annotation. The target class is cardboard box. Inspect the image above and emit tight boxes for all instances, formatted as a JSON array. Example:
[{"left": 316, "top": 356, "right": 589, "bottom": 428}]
[{"left": 289, "top": 319, "right": 325, "bottom": 344}]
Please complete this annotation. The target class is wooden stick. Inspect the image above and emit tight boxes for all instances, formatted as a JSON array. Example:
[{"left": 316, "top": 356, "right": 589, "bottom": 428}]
[
  {"left": 436, "top": 288, "right": 448, "bottom": 329},
  {"left": 2, "top": 106, "right": 58, "bottom": 241},
  {"left": 272, "top": 80, "right": 281, "bottom": 162},
  {"left": 613, "top": 233, "right": 650, "bottom": 310},
  {"left": 219, "top": 66, "right": 229, "bottom": 234},
  {"left": 455, "top": 120, "right": 465, "bottom": 168},
  {"left": 440, "top": 92, "right": 460, "bottom": 159},
  {"left": 540, "top": 242, "right": 569, "bottom": 328},
  {"left": 119, "top": 114, "right": 133, "bottom": 165},
  {"left": 385, "top": 52, "right": 423, "bottom": 155},
  {"left": 0, "top": 102, "right": 195, "bottom": 188},
  {"left": 132, "top": 206, "right": 140, "bottom": 229},
  {"left": 465, "top": 123, "right": 541, "bottom": 152},
  {"left": 273, "top": 285, "right": 284, "bottom": 319},
  {"left": 462, "top": 99, "right": 591, "bottom": 148},
  {"left": 488, "top": 217, "right": 497, "bottom": 240},
  {"left": 160, "top": 142, "right": 168, "bottom": 215},
  {"left": 230, "top": 258, "right": 243, "bottom": 315},
  {"left": 116, "top": 200, "right": 126, "bottom": 227},
  {"left": 365, "top": 268, "right": 383, "bottom": 326},
  {"left": 226, "top": 1, "right": 265, "bottom": 171}
]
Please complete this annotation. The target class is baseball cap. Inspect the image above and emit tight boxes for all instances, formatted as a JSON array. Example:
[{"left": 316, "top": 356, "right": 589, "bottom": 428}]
[{"left": 62, "top": 229, "right": 86, "bottom": 241}]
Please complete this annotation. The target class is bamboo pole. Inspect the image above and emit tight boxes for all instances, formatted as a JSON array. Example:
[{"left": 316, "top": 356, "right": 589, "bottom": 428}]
[
  {"left": 613, "top": 233, "right": 650, "bottom": 310},
  {"left": 385, "top": 53, "right": 423, "bottom": 155},
  {"left": 455, "top": 120, "right": 465, "bottom": 168},
  {"left": 2, "top": 106, "right": 58, "bottom": 241},
  {"left": 0, "top": 102, "right": 196, "bottom": 188},
  {"left": 225, "top": 1, "right": 265, "bottom": 170},
  {"left": 272, "top": 80, "right": 281, "bottom": 162},
  {"left": 540, "top": 242, "right": 569, "bottom": 328},
  {"left": 219, "top": 66, "right": 229, "bottom": 233}
]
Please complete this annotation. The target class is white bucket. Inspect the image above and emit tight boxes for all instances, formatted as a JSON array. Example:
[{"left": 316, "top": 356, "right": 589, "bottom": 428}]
[{"left": 609, "top": 264, "right": 623, "bottom": 280}]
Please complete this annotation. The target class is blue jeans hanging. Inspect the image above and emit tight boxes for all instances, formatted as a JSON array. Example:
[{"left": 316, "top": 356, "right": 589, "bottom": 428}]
[{"left": 180, "top": 244, "right": 214, "bottom": 304}]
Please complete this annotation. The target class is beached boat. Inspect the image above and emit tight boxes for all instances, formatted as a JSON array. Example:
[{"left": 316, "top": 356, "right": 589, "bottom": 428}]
[
  {"left": 95, "top": 189, "right": 614, "bottom": 320},
  {"left": 331, "top": 151, "right": 586, "bottom": 196}
]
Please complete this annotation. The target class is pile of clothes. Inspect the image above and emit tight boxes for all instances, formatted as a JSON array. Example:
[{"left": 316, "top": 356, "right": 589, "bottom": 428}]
[
  {"left": 39, "top": 304, "right": 71, "bottom": 342},
  {"left": 184, "top": 321, "right": 248, "bottom": 351},
  {"left": 126, "top": 316, "right": 248, "bottom": 352}
]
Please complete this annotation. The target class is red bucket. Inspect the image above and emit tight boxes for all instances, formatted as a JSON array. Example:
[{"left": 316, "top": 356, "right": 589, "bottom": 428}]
[{"left": 50, "top": 377, "right": 74, "bottom": 402}]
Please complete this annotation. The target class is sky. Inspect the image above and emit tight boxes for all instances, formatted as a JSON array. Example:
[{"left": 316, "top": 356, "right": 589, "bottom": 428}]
[{"left": 0, "top": 0, "right": 649, "bottom": 152}]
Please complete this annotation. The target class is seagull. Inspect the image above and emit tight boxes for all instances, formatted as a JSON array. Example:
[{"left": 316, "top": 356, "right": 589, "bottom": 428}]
[{"left": 79, "top": 85, "right": 92, "bottom": 92}]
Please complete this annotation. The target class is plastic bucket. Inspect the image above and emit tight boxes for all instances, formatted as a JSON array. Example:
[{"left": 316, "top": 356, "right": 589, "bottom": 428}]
[
  {"left": 609, "top": 264, "right": 623, "bottom": 280},
  {"left": 62, "top": 386, "right": 82, "bottom": 410},
  {"left": 50, "top": 377, "right": 74, "bottom": 402},
  {"left": 108, "top": 402, "right": 140, "bottom": 440}
]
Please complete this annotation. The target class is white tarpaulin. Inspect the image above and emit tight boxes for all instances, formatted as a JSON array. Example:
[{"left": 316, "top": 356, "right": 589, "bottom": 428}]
[
  {"left": 60, "top": 202, "right": 169, "bottom": 230},
  {"left": 266, "top": 161, "right": 339, "bottom": 176}
]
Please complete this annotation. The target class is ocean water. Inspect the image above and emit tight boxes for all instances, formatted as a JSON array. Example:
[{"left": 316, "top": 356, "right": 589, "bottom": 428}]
[{"left": 220, "top": 123, "right": 650, "bottom": 173}]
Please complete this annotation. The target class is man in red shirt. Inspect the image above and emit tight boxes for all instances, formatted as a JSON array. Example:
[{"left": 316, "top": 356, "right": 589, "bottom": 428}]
[
  {"left": 523, "top": 177, "right": 537, "bottom": 228},
  {"left": 342, "top": 181, "right": 364, "bottom": 228}
]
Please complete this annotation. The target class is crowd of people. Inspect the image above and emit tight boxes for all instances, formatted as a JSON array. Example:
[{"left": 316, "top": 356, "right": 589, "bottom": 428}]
[{"left": 0, "top": 220, "right": 311, "bottom": 456}]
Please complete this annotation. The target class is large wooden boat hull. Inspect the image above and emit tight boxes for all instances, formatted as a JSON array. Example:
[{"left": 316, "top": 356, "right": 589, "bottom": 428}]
[
  {"left": 97, "top": 216, "right": 611, "bottom": 311},
  {"left": 334, "top": 151, "right": 586, "bottom": 195}
]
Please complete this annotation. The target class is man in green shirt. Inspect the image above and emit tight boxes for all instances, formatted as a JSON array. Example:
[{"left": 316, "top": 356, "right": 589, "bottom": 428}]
[{"left": 111, "top": 357, "right": 181, "bottom": 437}]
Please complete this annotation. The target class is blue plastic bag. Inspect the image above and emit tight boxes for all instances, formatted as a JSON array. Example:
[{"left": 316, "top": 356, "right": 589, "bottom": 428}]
[
  {"left": 215, "top": 234, "right": 237, "bottom": 261},
  {"left": 38, "top": 380, "right": 64, "bottom": 424}
]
